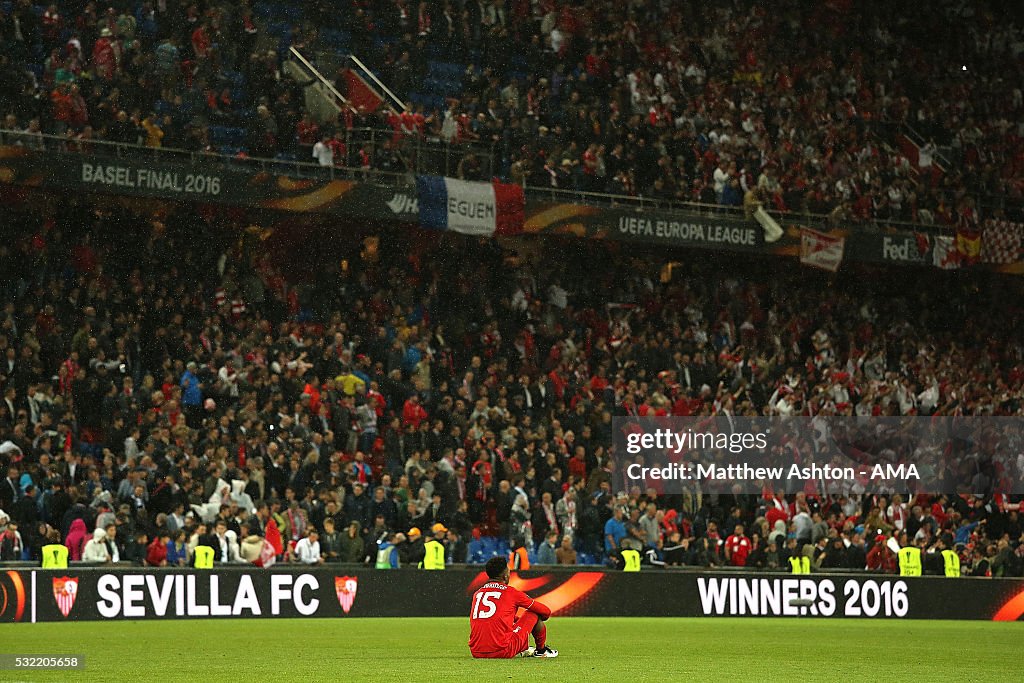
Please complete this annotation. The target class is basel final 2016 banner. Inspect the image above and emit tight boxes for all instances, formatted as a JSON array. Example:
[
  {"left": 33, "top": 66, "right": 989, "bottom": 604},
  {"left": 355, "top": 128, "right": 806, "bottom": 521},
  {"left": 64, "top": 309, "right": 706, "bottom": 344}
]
[{"left": 2, "top": 568, "right": 1024, "bottom": 623}]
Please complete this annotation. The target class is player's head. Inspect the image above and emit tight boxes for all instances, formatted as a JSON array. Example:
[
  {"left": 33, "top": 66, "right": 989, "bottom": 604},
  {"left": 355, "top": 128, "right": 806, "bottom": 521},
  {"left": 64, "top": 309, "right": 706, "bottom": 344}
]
[{"left": 484, "top": 556, "right": 509, "bottom": 583}]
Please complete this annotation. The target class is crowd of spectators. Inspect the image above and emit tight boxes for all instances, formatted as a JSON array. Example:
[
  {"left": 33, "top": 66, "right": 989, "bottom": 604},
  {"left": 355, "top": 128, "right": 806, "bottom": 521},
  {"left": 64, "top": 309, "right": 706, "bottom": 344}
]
[
  {"left": 0, "top": 198, "right": 1022, "bottom": 574},
  {"left": 1, "top": 1, "right": 1022, "bottom": 227}
]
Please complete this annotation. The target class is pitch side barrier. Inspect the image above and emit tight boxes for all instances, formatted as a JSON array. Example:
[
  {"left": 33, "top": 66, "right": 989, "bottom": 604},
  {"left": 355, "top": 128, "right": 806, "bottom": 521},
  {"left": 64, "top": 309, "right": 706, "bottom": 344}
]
[{"left": 2, "top": 567, "right": 1023, "bottom": 622}]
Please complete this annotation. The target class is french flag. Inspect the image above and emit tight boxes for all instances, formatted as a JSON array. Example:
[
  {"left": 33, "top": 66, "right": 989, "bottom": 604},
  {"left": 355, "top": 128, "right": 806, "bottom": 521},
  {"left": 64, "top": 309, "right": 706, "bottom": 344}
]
[{"left": 416, "top": 175, "right": 524, "bottom": 237}]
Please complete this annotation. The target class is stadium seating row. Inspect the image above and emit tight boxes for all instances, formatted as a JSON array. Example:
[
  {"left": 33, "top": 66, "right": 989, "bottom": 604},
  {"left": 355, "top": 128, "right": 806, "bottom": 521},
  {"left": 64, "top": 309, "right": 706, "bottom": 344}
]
[{"left": 466, "top": 537, "right": 599, "bottom": 566}]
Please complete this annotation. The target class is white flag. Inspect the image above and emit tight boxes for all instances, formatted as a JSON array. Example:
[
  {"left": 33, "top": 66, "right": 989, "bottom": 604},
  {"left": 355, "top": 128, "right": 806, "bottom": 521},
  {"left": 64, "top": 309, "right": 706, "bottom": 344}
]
[
  {"left": 800, "top": 228, "right": 845, "bottom": 272},
  {"left": 932, "top": 235, "right": 960, "bottom": 270}
]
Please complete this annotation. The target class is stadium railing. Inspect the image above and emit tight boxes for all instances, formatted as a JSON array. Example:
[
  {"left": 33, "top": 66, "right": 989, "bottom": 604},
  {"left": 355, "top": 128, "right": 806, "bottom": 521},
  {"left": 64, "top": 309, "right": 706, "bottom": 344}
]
[
  {"left": 0, "top": 128, "right": 419, "bottom": 186},
  {"left": 522, "top": 185, "right": 960, "bottom": 236},
  {"left": 0, "top": 125, "right": 496, "bottom": 184},
  {"left": 0, "top": 560, "right": 995, "bottom": 579},
  {"left": 285, "top": 45, "right": 360, "bottom": 120},
  {"left": 0, "top": 127, "right": 963, "bottom": 235}
]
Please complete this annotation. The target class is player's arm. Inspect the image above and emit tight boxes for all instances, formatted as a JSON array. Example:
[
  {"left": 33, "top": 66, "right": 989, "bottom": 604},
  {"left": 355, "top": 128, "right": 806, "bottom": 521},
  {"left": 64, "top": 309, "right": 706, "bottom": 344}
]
[
  {"left": 527, "top": 599, "right": 552, "bottom": 621},
  {"left": 515, "top": 588, "right": 552, "bottom": 621}
]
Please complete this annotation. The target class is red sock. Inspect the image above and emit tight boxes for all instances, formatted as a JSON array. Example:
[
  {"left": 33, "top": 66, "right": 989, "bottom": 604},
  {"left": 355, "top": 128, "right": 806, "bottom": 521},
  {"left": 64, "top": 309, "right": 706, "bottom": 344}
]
[{"left": 534, "top": 623, "right": 547, "bottom": 651}]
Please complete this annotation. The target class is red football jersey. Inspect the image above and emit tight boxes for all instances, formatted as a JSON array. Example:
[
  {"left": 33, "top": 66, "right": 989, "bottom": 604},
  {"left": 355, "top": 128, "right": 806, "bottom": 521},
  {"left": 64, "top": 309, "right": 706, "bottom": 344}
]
[
  {"left": 726, "top": 534, "right": 751, "bottom": 566},
  {"left": 468, "top": 582, "right": 536, "bottom": 656}
]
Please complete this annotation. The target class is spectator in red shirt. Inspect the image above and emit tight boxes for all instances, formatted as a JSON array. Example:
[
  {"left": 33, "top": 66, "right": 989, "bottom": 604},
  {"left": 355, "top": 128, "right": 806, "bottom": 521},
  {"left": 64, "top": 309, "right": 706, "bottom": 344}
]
[
  {"left": 302, "top": 379, "right": 321, "bottom": 415},
  {"left": 50, "top": 83, "right": 73, "bottom": 133},
  {"left": 67, "top": 83, "right": 89, "bottom": 131},
  {"left": 146, "top": 531, "right": 170, "bottom": 566},
  {"left": 581, "top": 143, "right": 598, "bottom": 190},
  {"left": 725, "top": 524, "right": 751, "bottom": 567},
  {"left": 367, "top": 382, "right": 386, "bottom": 417},
  {"left": 765, "top": 491, "right": 790, "bottom": 529},
  {"left": 326, "top": 131, "right": 347, "bottom": 165},
  {"left": 865, "top": 535, "right": 898, "bottom": 574},
  {"left": 402, "top": 394, "right": 428, "bottom": 429},
  {"left": 399, "top": 109, "right": 418, "bottom": 137},
  {"left": 567, "top": 449, "right": 586, "bottom": 480},
  {"left": 296, "top": 113, "right": 320, "bottom": 146},
  {"left": 92, "top": 27, "right": 117, "bottom": 81},
  {"left": 191, "top": 21, "right": 211, "bottom": 60}
]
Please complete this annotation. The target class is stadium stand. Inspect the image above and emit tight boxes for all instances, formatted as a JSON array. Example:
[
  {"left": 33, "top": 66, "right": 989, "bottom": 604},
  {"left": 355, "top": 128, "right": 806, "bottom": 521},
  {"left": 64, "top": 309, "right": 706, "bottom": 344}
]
[
  {"left": 0, "top": 0, "right": 1023, "bottom": 576},
  {"left": 0, "top": 0, "right": 1021, "bottom": 226},
  {"left": 0, "top": 195, "right": 1021, "bottom": 574}
]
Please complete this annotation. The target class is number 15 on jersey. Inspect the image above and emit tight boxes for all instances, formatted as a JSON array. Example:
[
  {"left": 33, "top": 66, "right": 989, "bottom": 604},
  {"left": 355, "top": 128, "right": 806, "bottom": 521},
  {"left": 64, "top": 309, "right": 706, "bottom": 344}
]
[{"left": 472, "top": 591, "right": 502, "bottom": 619}]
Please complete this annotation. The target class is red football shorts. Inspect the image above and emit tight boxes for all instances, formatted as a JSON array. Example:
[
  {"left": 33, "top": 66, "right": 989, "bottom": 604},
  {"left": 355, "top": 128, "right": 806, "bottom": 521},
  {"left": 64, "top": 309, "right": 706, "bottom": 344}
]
[{"left": 472, "top": 611, "right": 540, "bottom": 659}]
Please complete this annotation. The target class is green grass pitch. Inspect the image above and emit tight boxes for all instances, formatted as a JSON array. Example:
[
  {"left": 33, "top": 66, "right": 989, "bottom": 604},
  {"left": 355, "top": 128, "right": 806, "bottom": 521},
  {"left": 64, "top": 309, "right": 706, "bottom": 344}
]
[{"left": 0, "top": 617, "right": 1020, "bottom": 682}]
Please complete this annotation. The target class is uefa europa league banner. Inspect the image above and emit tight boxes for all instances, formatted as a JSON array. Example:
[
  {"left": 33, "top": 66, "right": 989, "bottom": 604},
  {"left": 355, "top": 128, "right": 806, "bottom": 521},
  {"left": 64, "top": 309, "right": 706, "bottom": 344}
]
[
  {"left": 522, "top": 201, "right": 766, "bottom": 253},
  {"left": 2, "top": 568, "right": 1023, "bottom": 623}
]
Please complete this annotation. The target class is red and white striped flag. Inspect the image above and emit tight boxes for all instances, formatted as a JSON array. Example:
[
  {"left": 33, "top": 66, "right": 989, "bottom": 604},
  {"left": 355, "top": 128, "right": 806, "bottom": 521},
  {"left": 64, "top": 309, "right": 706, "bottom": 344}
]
[
  {"left": 800, "top": 228, "right": 845, "bottom": 272},
  {"left": 933, "top": 235, "right": 960, "bottom": 270},
  {"left": 258, "top": 539, "right": 276, "bottom": 568},
  {"left": 981, "top": 219, "right": 1023, "bottom": 264}
]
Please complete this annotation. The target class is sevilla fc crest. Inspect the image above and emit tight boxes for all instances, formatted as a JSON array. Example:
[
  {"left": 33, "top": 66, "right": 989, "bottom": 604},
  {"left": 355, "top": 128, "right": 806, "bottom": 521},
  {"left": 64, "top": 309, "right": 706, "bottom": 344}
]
[
  {"left": 53, "top": 576, "right": 78, "bottom": 618},
  {"left": 335, "top": 576, "right": 357, "bottom": 614}
]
